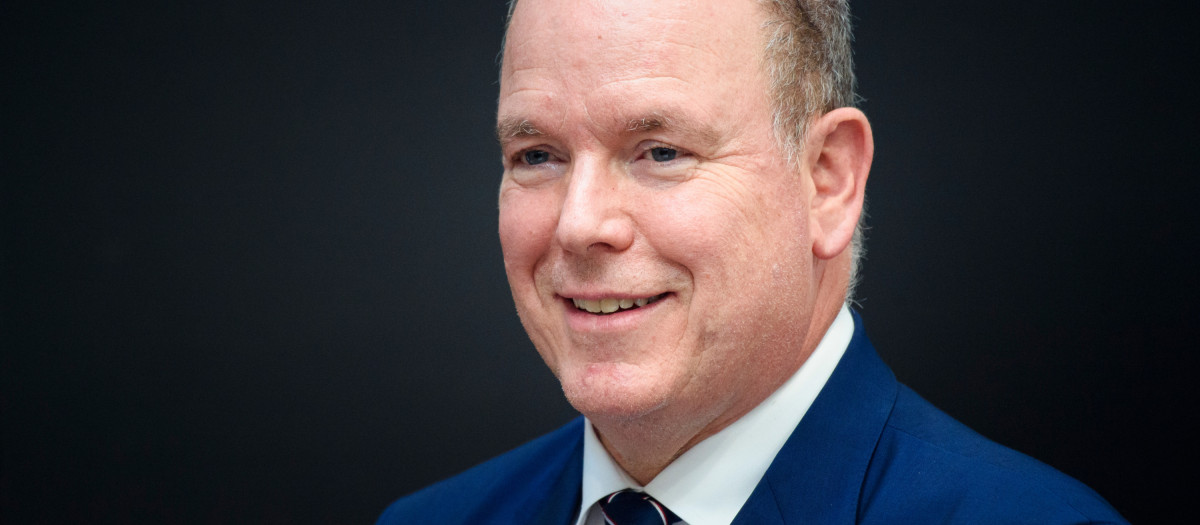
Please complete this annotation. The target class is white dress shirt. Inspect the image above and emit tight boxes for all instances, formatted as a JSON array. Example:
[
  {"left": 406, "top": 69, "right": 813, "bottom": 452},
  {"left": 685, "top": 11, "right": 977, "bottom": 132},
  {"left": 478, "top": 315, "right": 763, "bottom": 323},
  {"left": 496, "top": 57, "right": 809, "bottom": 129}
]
[{"left": 574, "top": 305, "right": 854, "bottom": 525}]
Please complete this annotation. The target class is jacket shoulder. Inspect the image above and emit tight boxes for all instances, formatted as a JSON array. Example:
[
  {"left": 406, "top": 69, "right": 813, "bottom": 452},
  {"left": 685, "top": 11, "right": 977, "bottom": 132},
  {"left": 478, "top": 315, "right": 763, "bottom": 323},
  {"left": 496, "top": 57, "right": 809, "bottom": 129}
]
[
  {"left": 376, "top": 417, "right": 584, "bottom": 525},
  {"left": 859, "top": 385, "right": 1127, "bottom": 524}
]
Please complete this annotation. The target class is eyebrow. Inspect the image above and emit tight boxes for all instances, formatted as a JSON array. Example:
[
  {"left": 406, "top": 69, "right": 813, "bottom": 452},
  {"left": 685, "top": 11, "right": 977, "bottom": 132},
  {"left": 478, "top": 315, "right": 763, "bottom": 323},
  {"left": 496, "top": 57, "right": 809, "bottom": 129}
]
[
  {"left": 625, "top": 111, "right": 721, "bottom": 149},
  {"left": 495, "top": 118, "right": 543, "bottom": 145},
  {"left": 626, "top": 113, "right": 672, "bottom": 133},
  {"left": 495, "top": 111, "right": 721, "bottom": 149}
]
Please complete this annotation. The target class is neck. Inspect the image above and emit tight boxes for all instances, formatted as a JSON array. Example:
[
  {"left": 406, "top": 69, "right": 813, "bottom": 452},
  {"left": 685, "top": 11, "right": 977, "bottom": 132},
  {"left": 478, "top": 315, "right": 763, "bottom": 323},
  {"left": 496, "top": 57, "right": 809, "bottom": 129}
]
[{"left": 591, "top": 396, "right": 745, "bottom": 485}]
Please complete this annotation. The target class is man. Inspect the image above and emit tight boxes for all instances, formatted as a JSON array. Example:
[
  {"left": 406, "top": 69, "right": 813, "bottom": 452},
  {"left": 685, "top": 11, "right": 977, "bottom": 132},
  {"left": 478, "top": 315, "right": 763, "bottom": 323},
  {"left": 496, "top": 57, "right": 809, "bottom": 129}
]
[{"left": 378, "top": 0, "right": 1127, "bottom": 523}]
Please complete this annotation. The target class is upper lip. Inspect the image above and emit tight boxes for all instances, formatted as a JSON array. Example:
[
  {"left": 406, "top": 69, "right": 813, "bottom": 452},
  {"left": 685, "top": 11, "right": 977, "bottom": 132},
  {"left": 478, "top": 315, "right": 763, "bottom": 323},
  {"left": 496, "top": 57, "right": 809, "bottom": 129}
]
[
  {"left": 559, "top": 291, "right": 662, "bottom": 299},
  {"left": 557, "top": 290, "right": 664, "bottom": 301}
]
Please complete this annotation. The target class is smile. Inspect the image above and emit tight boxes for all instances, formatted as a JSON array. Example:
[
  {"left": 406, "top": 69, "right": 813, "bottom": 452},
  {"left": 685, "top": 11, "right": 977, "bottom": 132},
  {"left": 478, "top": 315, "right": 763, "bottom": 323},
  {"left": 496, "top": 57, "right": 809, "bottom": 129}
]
[{"left": 570, "top": 293, "right": 666, "bottom": 315}]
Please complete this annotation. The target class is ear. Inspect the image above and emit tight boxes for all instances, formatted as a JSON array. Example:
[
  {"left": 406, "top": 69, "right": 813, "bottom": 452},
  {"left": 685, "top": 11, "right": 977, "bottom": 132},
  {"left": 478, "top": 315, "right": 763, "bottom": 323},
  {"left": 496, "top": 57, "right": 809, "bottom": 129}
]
[{"left": 803, "top": 107, "right": 873, "bottom": 260}]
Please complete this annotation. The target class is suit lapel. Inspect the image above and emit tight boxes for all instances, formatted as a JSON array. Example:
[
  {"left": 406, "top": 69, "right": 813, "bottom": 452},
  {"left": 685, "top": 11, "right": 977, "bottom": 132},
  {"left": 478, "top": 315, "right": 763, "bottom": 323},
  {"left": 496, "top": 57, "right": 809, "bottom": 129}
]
[
  {"left": 734, "top": 311, "right": 898, "bottom": 525},
  {"left": 530, "top": 426, "right": 584, "bottom": 525}
]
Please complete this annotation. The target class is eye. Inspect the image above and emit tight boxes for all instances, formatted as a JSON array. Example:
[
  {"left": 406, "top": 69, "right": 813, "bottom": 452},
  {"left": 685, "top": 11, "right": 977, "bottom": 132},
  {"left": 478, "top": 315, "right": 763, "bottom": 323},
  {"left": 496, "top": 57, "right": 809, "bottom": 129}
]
[
  {"left": 523, "top": 150, "right": 551, "bottom": 165},
  {"left": 649, "top": 147, "right": 677, "bottom": 162}
]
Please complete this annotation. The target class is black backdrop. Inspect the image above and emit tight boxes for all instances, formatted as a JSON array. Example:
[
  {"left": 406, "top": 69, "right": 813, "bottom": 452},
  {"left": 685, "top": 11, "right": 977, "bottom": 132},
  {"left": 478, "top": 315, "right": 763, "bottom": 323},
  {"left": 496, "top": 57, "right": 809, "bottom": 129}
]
[{"left": 3, "top": 1, "right": 1196, "bottom": 523}]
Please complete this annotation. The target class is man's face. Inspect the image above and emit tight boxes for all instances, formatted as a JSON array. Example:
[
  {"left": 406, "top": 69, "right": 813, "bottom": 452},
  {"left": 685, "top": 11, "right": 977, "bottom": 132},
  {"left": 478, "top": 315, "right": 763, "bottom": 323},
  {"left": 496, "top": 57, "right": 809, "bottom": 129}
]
[{"left": 498, "top": 0, "right": 821, "bottom": 425}]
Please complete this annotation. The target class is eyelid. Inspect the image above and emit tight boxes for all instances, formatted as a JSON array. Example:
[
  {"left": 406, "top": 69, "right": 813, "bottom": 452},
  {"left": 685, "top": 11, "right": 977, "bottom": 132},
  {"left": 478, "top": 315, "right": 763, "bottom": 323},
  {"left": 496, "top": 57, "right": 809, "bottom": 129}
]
[
  {"left": 510, "top": 144, "right": 564, "bottom": 166},
  {"left": 637, "top": 140, "right": 691, "bottom": 161}
]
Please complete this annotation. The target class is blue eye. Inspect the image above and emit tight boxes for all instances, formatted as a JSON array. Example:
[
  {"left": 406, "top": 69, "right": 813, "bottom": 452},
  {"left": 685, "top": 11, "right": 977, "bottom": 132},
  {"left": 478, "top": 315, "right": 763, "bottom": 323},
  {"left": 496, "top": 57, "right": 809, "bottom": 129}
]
[
  {"left": 650, "top": 147, "right": 677, "bottom": 162},
  {"left": 524, "top": 150, "right": 551, "bottom": 165}
]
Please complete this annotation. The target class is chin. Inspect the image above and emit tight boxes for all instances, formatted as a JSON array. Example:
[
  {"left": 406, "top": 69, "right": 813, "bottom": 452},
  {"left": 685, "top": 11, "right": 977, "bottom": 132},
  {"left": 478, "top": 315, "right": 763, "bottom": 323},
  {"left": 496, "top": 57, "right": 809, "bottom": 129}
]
[{"left": 557, "top": 362, "right": 677, "bottom": 421}]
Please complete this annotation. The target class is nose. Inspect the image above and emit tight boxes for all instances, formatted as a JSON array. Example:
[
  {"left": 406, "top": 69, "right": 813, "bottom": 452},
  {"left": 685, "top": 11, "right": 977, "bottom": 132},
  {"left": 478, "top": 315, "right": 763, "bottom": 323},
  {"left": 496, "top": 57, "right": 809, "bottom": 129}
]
[{"left": 554, "top": 158, "right": 635, "bottom": 255}]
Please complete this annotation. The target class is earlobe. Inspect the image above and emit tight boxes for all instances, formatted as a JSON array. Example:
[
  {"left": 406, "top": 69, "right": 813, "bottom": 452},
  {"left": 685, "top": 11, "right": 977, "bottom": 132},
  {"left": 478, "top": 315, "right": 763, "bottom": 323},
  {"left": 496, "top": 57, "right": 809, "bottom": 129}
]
[{"left": 806, "top": 107, "right": 874, "bottom": 260}]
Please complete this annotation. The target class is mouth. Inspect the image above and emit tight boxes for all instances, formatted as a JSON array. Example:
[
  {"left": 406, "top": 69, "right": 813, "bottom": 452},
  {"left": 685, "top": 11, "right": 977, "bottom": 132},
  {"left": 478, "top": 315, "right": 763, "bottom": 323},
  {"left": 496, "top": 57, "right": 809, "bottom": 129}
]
[{"left": 568, "top": 293, "right": 667, "bottom": 315}]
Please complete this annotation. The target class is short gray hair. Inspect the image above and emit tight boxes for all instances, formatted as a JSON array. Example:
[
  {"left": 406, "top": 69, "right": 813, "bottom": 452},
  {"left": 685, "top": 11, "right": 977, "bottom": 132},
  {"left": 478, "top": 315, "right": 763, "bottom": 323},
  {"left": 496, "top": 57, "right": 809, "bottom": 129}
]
[
  {"left": 756, "top": 0, "right": 866, "bottom": 302},
  {"left": 501, "top": 0, "right": 866, "bottom": 302}
]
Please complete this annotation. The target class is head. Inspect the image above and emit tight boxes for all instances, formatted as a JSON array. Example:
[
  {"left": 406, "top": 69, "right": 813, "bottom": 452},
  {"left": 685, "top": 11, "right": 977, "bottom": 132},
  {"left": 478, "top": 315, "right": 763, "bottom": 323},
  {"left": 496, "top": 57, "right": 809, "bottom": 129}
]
[
  {"left": 496, "top": 0, "right": 872, "bottom": 438},
  {"left": 502, "top": 0, "right": 868, "bottom": 297}
]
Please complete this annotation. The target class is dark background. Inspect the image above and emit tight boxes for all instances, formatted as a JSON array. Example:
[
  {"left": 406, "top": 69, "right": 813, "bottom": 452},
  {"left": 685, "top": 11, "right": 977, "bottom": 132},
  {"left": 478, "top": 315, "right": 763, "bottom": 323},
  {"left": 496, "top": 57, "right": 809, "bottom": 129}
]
[{"left": 3, "top": 0, "right": 1195, "bottom": 523}]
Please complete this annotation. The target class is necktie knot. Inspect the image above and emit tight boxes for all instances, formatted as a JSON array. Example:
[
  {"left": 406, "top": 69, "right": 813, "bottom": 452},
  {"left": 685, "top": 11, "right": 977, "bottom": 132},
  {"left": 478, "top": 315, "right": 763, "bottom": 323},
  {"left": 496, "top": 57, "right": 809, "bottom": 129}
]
[{"left": 598, "top": 490, "right": 682, "bottom": 525}]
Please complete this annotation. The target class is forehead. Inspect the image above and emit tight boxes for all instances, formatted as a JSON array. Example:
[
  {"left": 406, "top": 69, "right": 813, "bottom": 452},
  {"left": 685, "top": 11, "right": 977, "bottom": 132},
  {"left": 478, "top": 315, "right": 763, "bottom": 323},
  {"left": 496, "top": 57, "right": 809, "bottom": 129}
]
[{"left": 500, "top": 0, "right": 771, "bottom": 127}]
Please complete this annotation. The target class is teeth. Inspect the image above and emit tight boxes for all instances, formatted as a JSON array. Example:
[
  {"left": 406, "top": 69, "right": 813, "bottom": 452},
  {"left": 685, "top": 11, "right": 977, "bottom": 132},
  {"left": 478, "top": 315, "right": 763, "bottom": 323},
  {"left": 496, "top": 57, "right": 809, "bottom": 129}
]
[
  {"left": 572, "top": 298, "right": 603, "bottom": 313},
  {"left": 571, "top": 294, "right": 663, "bottom": 315}
]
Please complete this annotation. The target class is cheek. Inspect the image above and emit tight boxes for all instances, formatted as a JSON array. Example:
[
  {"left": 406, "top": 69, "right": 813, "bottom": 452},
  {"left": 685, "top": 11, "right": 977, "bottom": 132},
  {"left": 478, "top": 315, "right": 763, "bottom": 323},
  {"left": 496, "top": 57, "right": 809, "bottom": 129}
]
[
  {"left": 498, "top": 187, "right": 560, "bottom": 273},
  {"left": 640, "top": 183, "right": 760, "bottom": 269},
  {"left": 642, "top": 179, "right": 811, "bottom": 317},
  {"left": 499, "top": 190, "right": 564, "bottom": 369}
]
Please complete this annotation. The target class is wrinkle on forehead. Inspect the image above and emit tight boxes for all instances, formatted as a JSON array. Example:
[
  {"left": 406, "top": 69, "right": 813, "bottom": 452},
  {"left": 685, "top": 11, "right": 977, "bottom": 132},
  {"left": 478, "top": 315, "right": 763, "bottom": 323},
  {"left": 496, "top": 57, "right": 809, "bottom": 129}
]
[
  {"left": 502, "top": 44, "right": 724, "bottom": 102},
  {"left": 501, "top": 0, "right": 762, "bottom": 91},
  {"left": 498, "top": 0, "right": 775, "bottom": 155}
]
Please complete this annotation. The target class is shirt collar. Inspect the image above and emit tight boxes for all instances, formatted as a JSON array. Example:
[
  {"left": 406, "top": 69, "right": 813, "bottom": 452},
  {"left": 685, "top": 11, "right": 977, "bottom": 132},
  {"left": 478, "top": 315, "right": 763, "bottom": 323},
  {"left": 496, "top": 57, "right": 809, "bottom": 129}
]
[{"left": 575, "top": 305, "right": 855, "bottom": 525}]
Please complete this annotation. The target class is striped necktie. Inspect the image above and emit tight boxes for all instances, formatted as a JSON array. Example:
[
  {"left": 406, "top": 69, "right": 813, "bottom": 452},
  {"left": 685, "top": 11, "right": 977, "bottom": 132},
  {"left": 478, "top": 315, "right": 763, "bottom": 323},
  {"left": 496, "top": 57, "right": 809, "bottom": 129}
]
[{"left": 598, "top": 490, "right": 683, "bottom": 525}]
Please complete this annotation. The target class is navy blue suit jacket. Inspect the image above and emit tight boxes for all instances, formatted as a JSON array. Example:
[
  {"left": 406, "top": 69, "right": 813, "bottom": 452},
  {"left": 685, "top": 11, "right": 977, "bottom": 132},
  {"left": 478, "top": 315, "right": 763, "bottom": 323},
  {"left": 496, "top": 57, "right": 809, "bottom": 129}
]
[{"left": 378, "top": 312, "right": 1127, "bottom": 524}]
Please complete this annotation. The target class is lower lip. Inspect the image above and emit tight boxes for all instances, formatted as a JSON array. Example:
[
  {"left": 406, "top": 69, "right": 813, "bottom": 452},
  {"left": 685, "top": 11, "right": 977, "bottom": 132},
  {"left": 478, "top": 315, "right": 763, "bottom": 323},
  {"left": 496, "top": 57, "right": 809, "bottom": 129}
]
[{"left": 563, "top": 295, "right": 669, "bottom": 332}]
